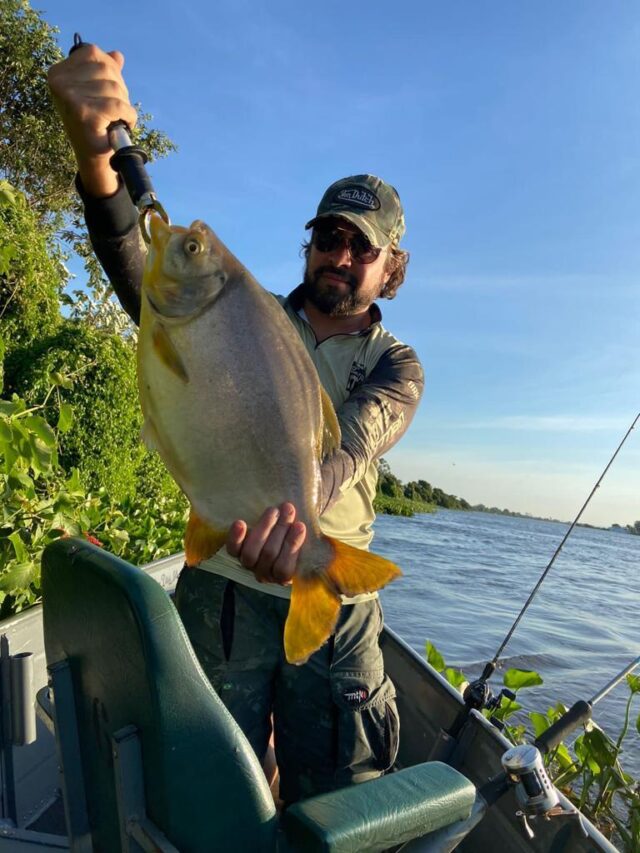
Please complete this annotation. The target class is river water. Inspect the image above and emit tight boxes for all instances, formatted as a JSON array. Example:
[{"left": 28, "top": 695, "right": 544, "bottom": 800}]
[{"left": 374, "top": 509, "right": 639, "bottom": 773}]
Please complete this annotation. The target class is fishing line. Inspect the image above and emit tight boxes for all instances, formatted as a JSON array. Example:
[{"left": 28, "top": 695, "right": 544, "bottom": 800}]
[
  {"left": 589, "top": 653, "right": 640, "bottom": 706},
  {"left": 489, "top": 410, "right": 640, "bottom": 671},
  {"left": 444, "top": 412, "right": 639, "bottom": 739}
]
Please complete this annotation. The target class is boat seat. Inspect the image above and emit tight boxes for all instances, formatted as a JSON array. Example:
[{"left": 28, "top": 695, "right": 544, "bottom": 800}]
[{"left": 42, "top": 538, "right": 476, "bottom": 852}]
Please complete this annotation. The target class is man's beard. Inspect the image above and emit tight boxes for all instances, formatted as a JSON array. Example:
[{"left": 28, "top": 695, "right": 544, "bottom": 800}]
[{"left": 302, "top": 264, "right": 379, "bottom": 316}]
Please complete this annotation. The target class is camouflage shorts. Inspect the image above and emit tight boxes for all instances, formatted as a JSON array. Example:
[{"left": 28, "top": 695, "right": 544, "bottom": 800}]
[{"left": 174, "top": 567, "right": 399, "bottom": 804}]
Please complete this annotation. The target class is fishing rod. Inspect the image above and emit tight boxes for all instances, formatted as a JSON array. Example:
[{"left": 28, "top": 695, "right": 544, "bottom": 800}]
[
  {"left": 69, "top": 34, "right": 170, "bottom": 241},
  {"left": 443, "top": 410, "right": 640, "bottom": 740},
  {"left": 419, "top": 655, "right": 640, "bottom": 849}
]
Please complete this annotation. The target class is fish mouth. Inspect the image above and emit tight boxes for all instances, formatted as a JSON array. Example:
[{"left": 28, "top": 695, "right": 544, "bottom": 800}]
[
  {"left": 144, "top": 214, "right": 173, "bottom": 296},
  {"left": 149, "top": 212, "right": 172, "bottom": 250}
]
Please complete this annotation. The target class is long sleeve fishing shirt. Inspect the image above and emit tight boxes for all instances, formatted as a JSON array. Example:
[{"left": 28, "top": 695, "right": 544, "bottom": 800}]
[{"left": 77, "top": 178, "right": 425, "bottom": 600}]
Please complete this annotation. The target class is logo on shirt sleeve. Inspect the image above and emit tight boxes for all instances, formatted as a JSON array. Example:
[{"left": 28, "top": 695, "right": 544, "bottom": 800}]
[{"left": 346, "top": 361, "right": 366, "bottom": 393}]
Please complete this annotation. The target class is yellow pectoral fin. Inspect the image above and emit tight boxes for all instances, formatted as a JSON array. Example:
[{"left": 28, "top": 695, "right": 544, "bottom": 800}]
[
  {"left": 184, "top": 509, "right": 227, "bottom": 567},
  {"left": 152, "top": 321, "right": 189, "bottom": 383},
  {"left": 284, "top": 575, "right": 341, "bottom": 665},
  {"left": 324, "top": 537, "right": 402, "bottom": 598},
  {"left": 317, "top": 386, "right": 341, "bottom": 459}
]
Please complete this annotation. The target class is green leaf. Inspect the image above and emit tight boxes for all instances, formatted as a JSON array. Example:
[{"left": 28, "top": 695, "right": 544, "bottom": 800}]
[
  {"left": 24, "top": 416, "right": 56, "bottom": 447},
  {"left": 65, "top": 468, "right": 85, "bottom": 496},
  {"left": 554, "top": 743, "right": 575, "bottom": 770},
  {"left": 530, "top": 711, "right": 550, "bottom": 738},
  {"left": 8, "top": 532, "right": 28, "bottom": 562},
  {"left": 49, "top": 371, "right": 74, "bottom": 390},
  {"left": 0, "top": 419, "right": 12, "bottom": 442},
  {"left": 443, "top": 668, "right": 467, "bottom": 690},
  {"left": 503, "top": 668, "right": 543, "bottom": 690},
  {"left": 425, "top": 641, "right": 445, "bottom": 672},
  {"left": 0, "top": 399, "right": 21, "bottom": 417},
  {"left": 582, "top": 727, "right": 617, "bottom": 768},
  {"left": 57, "top": 403, "right": 73, "bottom": 433},
  {"left": 0, "top": 562, "right": 37, "bottom": 592},
  {"left": 0, "top": 182, "right": 17, "bottom": 208},
  {"left": 27, "top": 435, "right": 53, "bottom": 475},
  {"left": 627, "top": 674, "right": 640, "bottom": 694},
  {"left": 8, "top": 469, "right": 35, "bottom": 495},
  {"left": 636, "top": 714, "right": 640, "bottom": 735}
]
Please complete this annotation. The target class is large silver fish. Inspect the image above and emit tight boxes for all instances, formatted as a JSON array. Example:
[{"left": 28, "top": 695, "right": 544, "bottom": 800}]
[{"left": 137, "top": 214, "right": 401, "bottom": 664}]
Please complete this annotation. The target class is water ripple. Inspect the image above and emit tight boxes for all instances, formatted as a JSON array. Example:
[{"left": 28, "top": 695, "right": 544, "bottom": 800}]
[{"left": 374, "top": 509, "right": 640, "bottom": 772}]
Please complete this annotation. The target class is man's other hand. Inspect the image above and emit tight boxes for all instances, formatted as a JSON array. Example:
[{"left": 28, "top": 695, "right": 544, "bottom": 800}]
[{"left": 226, "top": 503, "right": 306, "bottom": 585}]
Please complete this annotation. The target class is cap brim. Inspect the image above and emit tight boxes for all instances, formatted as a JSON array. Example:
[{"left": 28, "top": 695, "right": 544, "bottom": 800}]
[{"left": 304, "top": 212, "right": 390, "bottom": 249}]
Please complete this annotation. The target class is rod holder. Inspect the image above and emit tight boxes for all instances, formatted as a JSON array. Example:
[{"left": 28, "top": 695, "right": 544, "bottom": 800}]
[{"left": 9, "top": 653, "right": 36, "bottom": 746}]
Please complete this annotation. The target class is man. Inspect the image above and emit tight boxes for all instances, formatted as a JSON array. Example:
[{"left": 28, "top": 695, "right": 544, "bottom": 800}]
[{"left": 48, "top": 45, "right": 424, "bottom": 805}]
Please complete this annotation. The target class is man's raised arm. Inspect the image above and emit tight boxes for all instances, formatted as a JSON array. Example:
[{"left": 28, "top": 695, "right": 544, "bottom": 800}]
[{"left": 48, "top": 43, "right": 144, "bottom": 324}]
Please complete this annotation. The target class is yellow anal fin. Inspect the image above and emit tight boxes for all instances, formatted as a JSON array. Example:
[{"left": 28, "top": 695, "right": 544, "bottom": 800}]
[
  {"left": 324, "top": 537, "right": 402, "bottom": 598},
  {"left": 317, "top": 386, "right": 341, "bottom": 459},
  {"left": 184, "top": 508, "right": 227, "bottom": 567},
  {"left": 284, "top": 574, "right": 341, "bottom": 665},
  {"left": 152, "top": 321, "right": 189, "bottom": 383}
]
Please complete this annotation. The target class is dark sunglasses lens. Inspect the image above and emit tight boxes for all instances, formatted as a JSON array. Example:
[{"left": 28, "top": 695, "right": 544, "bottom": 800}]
[
  {"left": 312, "top": 227, "right": 381, "bottom": 264},
  {"left": 350, "top": 234, "right": 379, "bottom": 263},
  {"left": 313, "top": 229, "right": 340, "bottom": 253}
]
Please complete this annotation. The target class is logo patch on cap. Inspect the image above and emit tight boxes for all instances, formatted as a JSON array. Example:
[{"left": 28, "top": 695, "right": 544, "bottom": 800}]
[
  {"left": 335, "top": 187, "right": 381, "bottom": 211},
  {"left": 343, "top": 687, "right": 369, "bottom": 708}
]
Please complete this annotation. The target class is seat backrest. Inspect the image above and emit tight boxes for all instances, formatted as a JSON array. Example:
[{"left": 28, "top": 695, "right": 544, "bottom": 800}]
[{"left": 42, "top": 538, "right": 277, "bottom": 852}]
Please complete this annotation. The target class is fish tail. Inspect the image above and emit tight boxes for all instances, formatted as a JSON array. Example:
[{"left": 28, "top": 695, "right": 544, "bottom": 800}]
[
  {"left": 285, "top": 573, "right": 341, "bottom": 665},
  {"left": 284, "top": 538, "right": 401, "bottom": 665},
  {"left": 184, "top": 508, "right": 227, "bottom": 567},
  {"left": 324, "top": 537, "right": 402, "bottom": 597}
]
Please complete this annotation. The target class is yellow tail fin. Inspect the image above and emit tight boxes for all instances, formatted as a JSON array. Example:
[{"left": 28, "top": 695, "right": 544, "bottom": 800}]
[
  {"left": 324, "top": 537, "right": 402, "bottom": 597},
  {"left": 184, "top": 508, "right": 227, "bottom": 567},
  {"left": 284, "top": 539, "right": 402, "bottom": 665},
  {"left": 285, "top": 574, "right": 341, "bottom": 665}
]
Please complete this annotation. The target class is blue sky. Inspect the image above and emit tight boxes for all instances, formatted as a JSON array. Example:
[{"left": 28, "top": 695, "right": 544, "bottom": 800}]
[{"left": 46, "top": 1, "right": 639, "bottom": 526}]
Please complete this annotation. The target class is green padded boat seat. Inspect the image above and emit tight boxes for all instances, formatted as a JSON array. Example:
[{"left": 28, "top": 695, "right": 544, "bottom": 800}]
[
  {"left": 42, "top": 538, "right": 277, "bottom": 852},
  {"left": 281, "top": 761, "right": 476, "bottom": 853}
]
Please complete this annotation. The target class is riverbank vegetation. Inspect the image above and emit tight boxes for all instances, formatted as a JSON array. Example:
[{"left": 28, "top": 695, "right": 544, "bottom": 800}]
[
  {"left": 427, "top": 642, "right": 640, "bottom": 851},
  {"left": 0, "top": 1, "right": 182, "bottom": 614},
  {"left": 374, "top": 457, "right": 466, "bottom": 517}
]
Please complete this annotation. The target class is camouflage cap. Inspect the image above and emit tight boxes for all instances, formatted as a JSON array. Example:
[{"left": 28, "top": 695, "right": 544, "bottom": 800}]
[{"left": 305, "top": 174, "right": 405, "bottom": 249}]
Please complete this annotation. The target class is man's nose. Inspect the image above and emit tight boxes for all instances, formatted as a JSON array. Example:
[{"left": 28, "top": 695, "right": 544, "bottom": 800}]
[{"left": 330, "top": 241, "right": 353, "bottom": 266}]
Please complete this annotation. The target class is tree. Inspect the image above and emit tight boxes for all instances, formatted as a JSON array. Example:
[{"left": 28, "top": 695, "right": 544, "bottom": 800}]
[
  {"left": 0, "top": 181, "right": 63, "bottom": 356},
  {"left": 0, "top": 2, "right": 179, "bottom": 504},
  {"left": 0, "top": 0, "right": 176, "bottom": 303}
]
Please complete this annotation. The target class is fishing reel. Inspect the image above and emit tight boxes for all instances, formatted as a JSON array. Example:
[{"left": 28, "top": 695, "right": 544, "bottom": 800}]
[{"left": 501, "top": 744, "right": 588, "bottom": 840}]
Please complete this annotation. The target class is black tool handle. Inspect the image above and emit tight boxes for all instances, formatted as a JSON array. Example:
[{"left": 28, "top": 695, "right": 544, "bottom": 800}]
[
  {"left": 107, "top": 122, "right": 157, "bottom": 210},
  {"left": 534, "top": 700, "right": 592, "bottom": 755}
]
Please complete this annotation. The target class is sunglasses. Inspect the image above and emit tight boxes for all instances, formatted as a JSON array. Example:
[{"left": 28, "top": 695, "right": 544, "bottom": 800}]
[{"left": 312, "top": 226, "right": 381, "bottom": 264}]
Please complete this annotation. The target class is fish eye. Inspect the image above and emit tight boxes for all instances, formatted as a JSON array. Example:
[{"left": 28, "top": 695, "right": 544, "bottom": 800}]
[{"left": 184, "top": 237, "right": 204, "bottom": 256}]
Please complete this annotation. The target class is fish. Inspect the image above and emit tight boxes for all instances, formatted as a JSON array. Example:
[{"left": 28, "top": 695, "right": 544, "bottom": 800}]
[{"left": 137, "top": 213, "right": 401, "bottom": 664}]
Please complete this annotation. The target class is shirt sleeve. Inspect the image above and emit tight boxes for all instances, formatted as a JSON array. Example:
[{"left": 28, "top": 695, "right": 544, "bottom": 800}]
[
  {"left": 319, "top": 342, "right": 424, "bottom": 512},
  {"left": 75, "top": 175, "right": 145, "bottom": 326}
]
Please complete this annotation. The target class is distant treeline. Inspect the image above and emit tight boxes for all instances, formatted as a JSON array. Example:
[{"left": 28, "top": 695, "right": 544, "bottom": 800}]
[
  {"left": 377, "top": 460, "right": 640, "bottom": 534},
  {"left": 611, "top": 521, "right": 640, "bottom": 537},
  {"left": 376, "top": 459, "right": 470, "bottom": 512}
]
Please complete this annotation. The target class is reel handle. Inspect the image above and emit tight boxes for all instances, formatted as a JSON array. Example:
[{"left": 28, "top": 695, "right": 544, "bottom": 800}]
[{"left": 534, "top": 700, "right": 592, "bottom": 755}]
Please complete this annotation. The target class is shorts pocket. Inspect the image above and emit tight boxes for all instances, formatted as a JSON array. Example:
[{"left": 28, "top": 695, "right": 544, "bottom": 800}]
[{"left": 331, "top": 672, "right": 400, "bottom": 779}]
